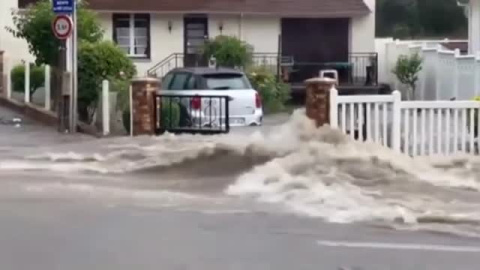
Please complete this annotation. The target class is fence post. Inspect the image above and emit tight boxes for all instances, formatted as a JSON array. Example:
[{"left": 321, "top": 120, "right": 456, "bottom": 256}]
[
  {"left": 131, "top": 77, "right": 160, "bottom": 136},
  {"left": 24, "top": 62, "right": 30, "bottom": 104},
  {"left": 102, "top": 80, "right": 110, "bottom": 136},
  {"left": 476, "top": 52, "right": 480, "bottom": 97},
  {"left": 329, "top": 87, "right": 338, "bottom": 128},
  {"left": 435, "top": 45, "right": 442, "bottom": 100},
  {"left": 304, "top": 77, "right": 336, "bottom": 127},
  {"left": 453, "top": 49, "right": 460, "bottom": 100},
  {"left": 392, "top": 91, "right": 402, "bottom": 152},
  {"left": 44, "top": 65, "right": 51, "bottom": 110}
]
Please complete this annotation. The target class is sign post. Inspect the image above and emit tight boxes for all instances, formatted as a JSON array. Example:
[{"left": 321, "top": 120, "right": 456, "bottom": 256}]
[{"left": 52, "top": 0, "right": 77, "bottom": 133}]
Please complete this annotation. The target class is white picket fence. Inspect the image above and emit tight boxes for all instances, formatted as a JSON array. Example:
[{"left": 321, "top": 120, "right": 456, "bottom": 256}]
[
  {"left": 378, "top": 39, "right": 480, "bottom": 101},
  {"left": 330, "top": 89, "right": 480, "bottom": 156}
]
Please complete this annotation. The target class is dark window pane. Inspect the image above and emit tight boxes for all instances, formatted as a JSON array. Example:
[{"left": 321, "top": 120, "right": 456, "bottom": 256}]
[
  {"left": 162, "top": 73, "right": 174, "bottom": 89},
  {"left": 18, "top": 0, "right": 40, "bottom": 8},
  {"left": 170, "top": 73, "right": 189, "bottom": 90},
  {"left": 186, "top": 76, "right": 196, "bottom": 90},
  {"left": 203, "top": 74, "right": 250, "bottom": 90}
]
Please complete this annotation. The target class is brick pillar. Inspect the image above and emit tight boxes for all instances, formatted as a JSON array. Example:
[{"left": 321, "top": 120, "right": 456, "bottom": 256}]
[
  {"left": 304, "top": 77, "right": 336, "bottom": 127},
  {"left": 131, "top": 77, "right": 160, "bottom": 136}
]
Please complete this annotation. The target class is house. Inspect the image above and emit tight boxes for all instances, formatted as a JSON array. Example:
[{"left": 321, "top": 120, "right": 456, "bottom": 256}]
[
  {"left": 1, "top": 0, "right": 376, "bottom": 84},
  {"left": 89, "top": 0, "right": 376, "bottom": 84}
]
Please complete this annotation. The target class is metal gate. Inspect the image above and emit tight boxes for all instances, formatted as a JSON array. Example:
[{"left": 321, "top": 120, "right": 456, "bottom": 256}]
[{"left": 154, "top": 94, "right": 230, "bottom": 135}]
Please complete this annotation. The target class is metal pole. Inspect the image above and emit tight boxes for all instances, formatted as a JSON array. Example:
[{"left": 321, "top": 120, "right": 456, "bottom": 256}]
[{"left": 71, "top": 0, "right": 78, "bottom": 132}]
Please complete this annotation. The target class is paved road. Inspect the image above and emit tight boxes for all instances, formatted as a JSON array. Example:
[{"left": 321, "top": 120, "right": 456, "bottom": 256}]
[{"left": 1, "top": 105, "right": 480, "bottom": 270}]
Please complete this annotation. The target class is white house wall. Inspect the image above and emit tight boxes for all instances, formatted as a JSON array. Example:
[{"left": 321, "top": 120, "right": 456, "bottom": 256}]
[
  {"left": 350, "top": 0, "right": 375, "bottom": 53},
  {"left": 0, "top": 0, "right": 35, "bottom": 65},
  {"left": 99, "top": 13, "right": 184, "bottom": 76}
]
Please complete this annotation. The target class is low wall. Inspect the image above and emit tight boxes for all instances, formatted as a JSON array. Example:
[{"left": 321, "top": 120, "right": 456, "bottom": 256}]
[{"left": 0, "top": 96, "right": 57, "bottom": 126}]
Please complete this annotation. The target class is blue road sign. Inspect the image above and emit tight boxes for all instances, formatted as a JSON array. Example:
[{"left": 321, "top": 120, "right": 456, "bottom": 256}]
[{"left": 53, "top": 0, "right": 74, "bottom": 14}]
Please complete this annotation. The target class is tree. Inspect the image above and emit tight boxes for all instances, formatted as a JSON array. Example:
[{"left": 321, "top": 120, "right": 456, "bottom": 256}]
[
  {"left": 78, "top": 41, "right": 136, "bottom": 122},
  {"left": 202, "top": 36, "right": 252, "bottom": 68},
  {"left": 392, "top": 53, "right": 422, "bottom": 100},
  {"left": 7, "top": 0, "right": 103, "bottom": 66},
  {"left": 376, "top": 0, "right": 467, "bottom": 38}
]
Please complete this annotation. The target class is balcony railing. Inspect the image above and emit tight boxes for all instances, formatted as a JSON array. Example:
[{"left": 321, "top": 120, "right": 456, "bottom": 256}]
[{"left": 285, "top": 53, "right": 378, "bottom": 86}]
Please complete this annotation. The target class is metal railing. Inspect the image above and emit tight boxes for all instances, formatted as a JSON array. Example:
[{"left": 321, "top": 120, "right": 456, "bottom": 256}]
[
  {"left": 286, "top": 53, "right": 378, "bottom": 86},
  {"left": 251, "top": 53, "right": 294, "bottom": 79},
  {"left": 154, "top": 94, "right": 230, "bottom": 135},
  {"left": 147, "top": 52, "right": 294, "bottom": 79},
  {"left": 147, "top": 53, "right": 184, "bottom": 78}
]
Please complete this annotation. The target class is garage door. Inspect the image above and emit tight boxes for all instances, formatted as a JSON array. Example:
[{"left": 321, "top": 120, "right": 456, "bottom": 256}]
[{"left": 281, "top": 18, "right": 349, "bottom": 82}]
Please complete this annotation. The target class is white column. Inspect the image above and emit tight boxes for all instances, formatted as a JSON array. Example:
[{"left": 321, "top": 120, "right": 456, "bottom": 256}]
[
  {"left": 469, "top": 0, "right": 480, "bottom": 54},
  {"left": 24, "top": 62, "right": 30, "bottom": 104},
  {"left": 5, "top": 56, "right": 12, "bottom": 99},
  {"left": 454, "top": 49, "right": 461, "bottom": 99},
  {"left": 44, "top": 65, "right": 51, "bottom": 110},
  {"left": 392, "top": 90, "right": 402, "bottom": 152},
  {"left": 329, "top": 88, "right": 339, "bottom": 128},
  {"left": 102, "top": 80, "right": 110, "bottom": 136}
]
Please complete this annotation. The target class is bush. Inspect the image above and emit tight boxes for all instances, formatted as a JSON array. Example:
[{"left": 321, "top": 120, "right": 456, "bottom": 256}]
[
  {"left": 78, "top": 41, "right": 136, "bottom": 122},
  {"left": 122, "top": 101, "right": 181, "bottom": 134},
  {"left": 392, "top": 53, "right": 422, "bottom": 100},
  {"left": 247, "top": 67, "right": 290, "bottom": 113},
  {"left": 11, "top": 64, "right": 45, "bottom": 97},
  {"left": 202, "top": 36, "right": 252, "bottom": 68}
]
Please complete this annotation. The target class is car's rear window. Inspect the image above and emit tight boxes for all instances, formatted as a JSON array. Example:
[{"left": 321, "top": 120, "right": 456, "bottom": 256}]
[{"left": 203, "top": 74, "right": 250, "bottom": 90}]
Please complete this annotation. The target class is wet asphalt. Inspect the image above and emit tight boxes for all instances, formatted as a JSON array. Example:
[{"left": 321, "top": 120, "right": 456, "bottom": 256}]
[{"left": 0, "top": 105, "right": 480, "bottom": 270}]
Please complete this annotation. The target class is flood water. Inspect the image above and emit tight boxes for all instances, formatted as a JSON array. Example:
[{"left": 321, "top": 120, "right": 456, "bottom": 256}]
[{"left": 2, "top": 110, "right": 480, "bottom": 238}]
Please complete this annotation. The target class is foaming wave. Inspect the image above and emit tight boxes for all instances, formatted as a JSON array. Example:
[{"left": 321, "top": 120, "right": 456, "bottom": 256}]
[{"left": 227, "top": 111, "right": 480, "bottom": 231}]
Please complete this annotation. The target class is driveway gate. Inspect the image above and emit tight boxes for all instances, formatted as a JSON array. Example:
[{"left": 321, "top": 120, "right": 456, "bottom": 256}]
[{"left": 154, "top": 94, "right": 231, "bottom": 135}]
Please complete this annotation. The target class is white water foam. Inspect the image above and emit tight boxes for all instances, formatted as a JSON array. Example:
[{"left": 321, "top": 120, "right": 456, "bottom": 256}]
[{"left": 2, "top": 110, "right": 480, "bottom": 234}]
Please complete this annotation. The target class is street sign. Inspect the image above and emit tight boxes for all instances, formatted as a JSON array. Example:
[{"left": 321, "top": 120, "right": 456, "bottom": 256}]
[
  {"left": 52, "top": 15, "right": 73, "bottom": 40},
  {"left": 53, "top": 0, "right": 74, "bottom": 14}
]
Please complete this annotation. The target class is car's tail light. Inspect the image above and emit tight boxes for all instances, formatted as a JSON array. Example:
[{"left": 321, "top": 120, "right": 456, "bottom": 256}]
[
  {"left": 255, "top": 92, "right": 262, "bottom": 108},
  {"left": 191, "top": 96, "right": 202, "bottom": 110}
]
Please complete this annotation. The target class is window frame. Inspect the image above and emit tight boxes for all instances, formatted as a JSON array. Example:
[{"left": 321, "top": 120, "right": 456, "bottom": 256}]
[{"left": 113, "top": 13, "right": 151, "bottom": 59}]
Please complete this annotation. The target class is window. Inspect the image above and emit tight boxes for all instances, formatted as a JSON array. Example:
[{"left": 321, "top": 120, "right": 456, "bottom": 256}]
[
  {"left": 113, "top": 14, "right": 150, "bottom": 58},
  {"left": 18, "top": 0, "right": 40, "bottom": 9},
  {"left": 203, "top": 74, "right": 251, "bottom": 90},
  {"left": 162, "top": 73, "right": 174, "bottom": 89},
  {"left": 186, "top": 76, "right": 197, "bottom": 90},
  {"left": 170, "top": 73, "right": 190, "bottom": 90}
]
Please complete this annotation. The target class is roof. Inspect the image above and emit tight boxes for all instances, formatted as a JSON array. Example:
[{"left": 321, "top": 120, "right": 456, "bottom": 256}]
[
  {"left": 171, "top": 67, "right": 245, "bottom": 75},
  {"left": 86, "top": 0, "right": 371, "bottom": 17}
]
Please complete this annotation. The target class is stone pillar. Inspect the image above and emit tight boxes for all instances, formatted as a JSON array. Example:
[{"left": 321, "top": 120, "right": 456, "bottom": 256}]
[
  {"left": 304, "top": 77, "right": 336, "bottom": 127},
  {"left": 131, "top": 77, "right": 160, "bottom": 136}
]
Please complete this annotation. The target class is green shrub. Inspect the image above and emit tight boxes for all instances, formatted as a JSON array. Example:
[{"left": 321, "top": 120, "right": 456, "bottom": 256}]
[
  {"left": 392, "top": 53, "right": 423, "bottom": 100},
  {"left": 202, "top": 36, "right": 252, "bottom": 68},
  {"left": 247, "top": 67, "right": 290, "bottom": 113},
  {"left": 11, "top": 64, "right": 45, "bottom": 97},
  {"left": 122, "top": 101, "right": 181, "bottom": 134},
  {"left": 78, "top": 40, "right": 136, "bottom": 122}
]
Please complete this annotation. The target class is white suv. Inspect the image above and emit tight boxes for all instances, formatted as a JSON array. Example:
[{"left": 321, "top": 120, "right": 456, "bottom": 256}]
[{"left": 161, "top": 67, "right": 263, "bottom": 127}]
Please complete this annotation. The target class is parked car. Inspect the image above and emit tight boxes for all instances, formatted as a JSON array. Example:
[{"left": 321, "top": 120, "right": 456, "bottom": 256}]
[{"left": 160, "top": 67, "right": 263, "bottom": 128}]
